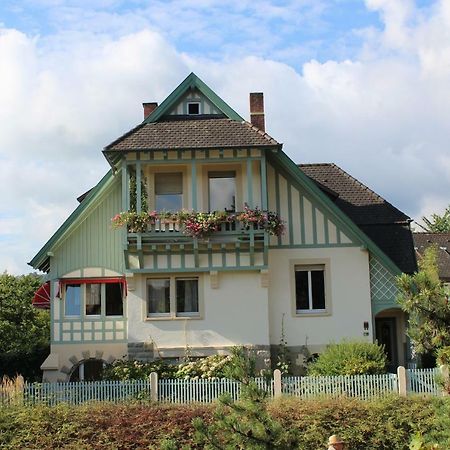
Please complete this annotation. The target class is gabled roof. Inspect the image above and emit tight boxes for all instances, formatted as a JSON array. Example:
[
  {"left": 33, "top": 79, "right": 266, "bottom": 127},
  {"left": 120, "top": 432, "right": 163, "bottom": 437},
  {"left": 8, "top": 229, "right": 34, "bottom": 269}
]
[
  {"left": 103, "top": 73, "right": 280, "bottom": 167},
  {"left": 413, "top": 232, "right": 450, "bottom": 281},
  {"left": 104, "top": 119, "right": 279, "bottom": 152},
  {"left": 30, "top": 74, "right": 413, "bottom": 278},
  {"left": 299, "top": 163, "right": 410, "bottom": 225},
  {"left": 143, "top": 72, "right": 244, "bottom": 123},
  {"left": 300, "top": 163, "right": 416, "bottom": 273}
]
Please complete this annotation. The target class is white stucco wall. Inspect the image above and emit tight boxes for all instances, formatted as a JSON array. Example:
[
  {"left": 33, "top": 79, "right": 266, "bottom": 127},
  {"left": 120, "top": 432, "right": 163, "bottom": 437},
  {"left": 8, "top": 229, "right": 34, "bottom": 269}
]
[
  {"left": 127, "top": 271, "right": 270, "bottom": 351},
  {"left": 268, "top": 247, "right": 373, "bottom": 350}
]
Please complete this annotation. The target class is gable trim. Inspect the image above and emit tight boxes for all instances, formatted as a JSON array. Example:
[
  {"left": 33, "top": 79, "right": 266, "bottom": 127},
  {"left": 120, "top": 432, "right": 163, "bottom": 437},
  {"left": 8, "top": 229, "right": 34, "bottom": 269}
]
[{"left": 143, "top": 73, "right": 244, "bottom": 123}]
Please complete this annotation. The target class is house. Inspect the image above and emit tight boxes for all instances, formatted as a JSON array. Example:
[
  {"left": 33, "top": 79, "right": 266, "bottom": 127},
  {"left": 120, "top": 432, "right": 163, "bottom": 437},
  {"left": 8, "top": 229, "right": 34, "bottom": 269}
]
[
  {"left": 413, "top": 232, "right": 450, "bottom": 284},
  {"left": 29, "top": 73, "right": 417, "bottom": 381}
]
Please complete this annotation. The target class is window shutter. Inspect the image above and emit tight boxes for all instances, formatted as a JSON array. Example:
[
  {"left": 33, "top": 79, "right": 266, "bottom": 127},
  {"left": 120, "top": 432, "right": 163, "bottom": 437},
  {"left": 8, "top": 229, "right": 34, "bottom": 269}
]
[{"left": 155, "top": 173, "right": 182, "bottom": 195}]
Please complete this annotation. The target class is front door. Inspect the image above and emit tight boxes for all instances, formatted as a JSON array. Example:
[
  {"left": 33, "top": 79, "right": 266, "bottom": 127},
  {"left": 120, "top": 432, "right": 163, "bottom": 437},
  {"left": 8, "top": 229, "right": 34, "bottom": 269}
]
[{"left": 375, "top": 318, "right": 398, "bottom": 372}]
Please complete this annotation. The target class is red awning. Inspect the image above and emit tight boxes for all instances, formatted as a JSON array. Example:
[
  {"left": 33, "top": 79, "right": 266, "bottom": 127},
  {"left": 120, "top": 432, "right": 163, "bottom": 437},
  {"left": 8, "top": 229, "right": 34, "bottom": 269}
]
[{"left": 32, "top": 282, "right": 51, "bottom": 309}]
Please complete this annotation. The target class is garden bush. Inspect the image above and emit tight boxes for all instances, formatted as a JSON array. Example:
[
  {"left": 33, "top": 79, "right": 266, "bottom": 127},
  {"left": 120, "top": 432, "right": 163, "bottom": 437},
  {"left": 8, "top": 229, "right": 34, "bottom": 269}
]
[
  {"left": 102, "top": 354, "right": 233, "bottom": 380},
  {"left": 307, "top": 340, "right": 387, "bottom": 376},
  {"left": 1, "top": 396, "right": 450, "bottom": 449}
]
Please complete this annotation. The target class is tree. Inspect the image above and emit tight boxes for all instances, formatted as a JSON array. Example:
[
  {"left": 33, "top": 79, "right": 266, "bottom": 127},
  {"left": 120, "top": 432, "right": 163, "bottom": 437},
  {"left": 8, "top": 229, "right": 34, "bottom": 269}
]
[
  {"left": 0, "top": 272, "right": 50, "bottom": 380},
  {"left": 397, "top": 246, "right": 450, "bottom": 357},
  {"left": 193, "top": 347, "right": 299, "bottom": 449},
  {"left": 421, "top": 206, "right": 450, "bottom": 232}
]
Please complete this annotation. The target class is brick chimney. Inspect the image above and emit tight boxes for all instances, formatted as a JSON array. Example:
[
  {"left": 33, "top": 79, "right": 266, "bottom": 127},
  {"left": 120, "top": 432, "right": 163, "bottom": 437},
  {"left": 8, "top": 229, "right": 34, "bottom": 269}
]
[
  {"left": 249, "top": 93, "right": 265, "bottom": 132},
  {"left": 143, "top": 102, "right": 158, "bottom": 119}
]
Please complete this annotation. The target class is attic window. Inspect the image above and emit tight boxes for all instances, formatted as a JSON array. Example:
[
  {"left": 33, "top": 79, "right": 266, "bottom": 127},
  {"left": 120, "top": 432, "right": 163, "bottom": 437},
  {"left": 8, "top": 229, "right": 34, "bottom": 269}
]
[{"left": 187, "top": 102, "right": 200, "bottom": 115}]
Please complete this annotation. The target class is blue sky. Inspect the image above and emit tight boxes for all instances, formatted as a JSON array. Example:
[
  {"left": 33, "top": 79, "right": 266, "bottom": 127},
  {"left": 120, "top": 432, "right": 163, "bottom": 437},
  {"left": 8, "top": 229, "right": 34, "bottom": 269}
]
[
  {"left": 0, "top": 0, "right": 448, "bottom": 273},
  {"left": 0, "top": 1, "right": 386, "bottom": 67}
]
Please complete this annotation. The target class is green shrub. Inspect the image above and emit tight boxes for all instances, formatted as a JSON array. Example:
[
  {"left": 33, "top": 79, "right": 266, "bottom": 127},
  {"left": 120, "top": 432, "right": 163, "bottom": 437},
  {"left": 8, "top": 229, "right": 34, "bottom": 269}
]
[
  {"left": 2, "top": 397, "right": 450, "bottom": 449},
  {"left": 307, "top": 340, "right": 387, "bottom": 376}
]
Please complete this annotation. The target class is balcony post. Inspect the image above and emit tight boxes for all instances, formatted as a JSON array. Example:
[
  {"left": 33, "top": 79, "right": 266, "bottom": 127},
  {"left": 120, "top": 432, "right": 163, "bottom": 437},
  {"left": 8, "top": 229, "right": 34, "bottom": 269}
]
[
  {"left": 121, "top": 158, "right": 129, "bottom": 249},
  {"left": 136, "top": 155, "right": 141, "bottom": 214},
  {"left": 246, "top": 157, "right": 253, "bottom": 208},
  {"left": 121, "top": 158, "right": 129, "bottom": 211},
  {"left": 260, "top": 153, "right": 268, "bottom": 210},
  {"left": 191, "top": 159, "right": 197, "bottom": 210}
]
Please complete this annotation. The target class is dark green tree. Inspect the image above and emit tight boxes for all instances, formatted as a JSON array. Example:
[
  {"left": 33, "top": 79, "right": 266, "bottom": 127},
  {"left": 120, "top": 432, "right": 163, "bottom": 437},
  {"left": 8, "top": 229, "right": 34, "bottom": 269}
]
[
  {"left": 0, "top": 272, "right": 50, "bottom": 380},
  {"left": 421, "top": 206, "right": 450, "bottom": 232},
  {"left": 397, "top": 246, "right": 450, "bottom": 356},
  {"left": 193, "top": 347, "right": 299, "bottom": 449}
]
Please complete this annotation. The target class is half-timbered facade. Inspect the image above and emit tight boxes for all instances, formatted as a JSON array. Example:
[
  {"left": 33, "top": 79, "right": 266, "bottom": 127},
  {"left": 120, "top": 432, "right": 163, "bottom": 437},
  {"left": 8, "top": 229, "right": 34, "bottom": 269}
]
[{"left": 30, "top": 73, "right": 416, "bottom": 381}]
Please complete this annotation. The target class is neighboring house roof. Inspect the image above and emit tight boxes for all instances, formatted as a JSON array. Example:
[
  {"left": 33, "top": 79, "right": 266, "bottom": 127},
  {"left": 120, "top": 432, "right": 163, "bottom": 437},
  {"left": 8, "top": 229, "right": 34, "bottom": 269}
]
[
  {"left": 413, "top": 232, "right": 450, "bottom": 281},
  {"left": 300, "top": 163, "right": 417, "bottom": 274},
  {"left": 104, "top": 118, "right": 279, "bottom": 152}
]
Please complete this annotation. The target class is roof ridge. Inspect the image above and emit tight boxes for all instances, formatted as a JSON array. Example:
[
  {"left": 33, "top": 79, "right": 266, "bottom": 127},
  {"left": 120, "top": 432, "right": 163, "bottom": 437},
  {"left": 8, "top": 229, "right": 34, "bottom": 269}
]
[{"left": 298, "top": 163, "right": 334, "bottom": 167}]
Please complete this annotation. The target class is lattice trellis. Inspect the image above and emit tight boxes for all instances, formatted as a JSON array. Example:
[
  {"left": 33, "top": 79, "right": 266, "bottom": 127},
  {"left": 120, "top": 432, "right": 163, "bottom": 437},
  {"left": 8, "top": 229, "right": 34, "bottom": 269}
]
[{"left": 369, "top": 256, "right": 398, "bottom": 313}]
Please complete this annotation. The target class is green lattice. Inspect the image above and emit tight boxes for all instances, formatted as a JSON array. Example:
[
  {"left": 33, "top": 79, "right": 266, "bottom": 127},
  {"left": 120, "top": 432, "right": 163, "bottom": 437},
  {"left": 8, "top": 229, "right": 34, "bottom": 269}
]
[{"left": 370, "top": 256, "right": 399, "bottom": 315}]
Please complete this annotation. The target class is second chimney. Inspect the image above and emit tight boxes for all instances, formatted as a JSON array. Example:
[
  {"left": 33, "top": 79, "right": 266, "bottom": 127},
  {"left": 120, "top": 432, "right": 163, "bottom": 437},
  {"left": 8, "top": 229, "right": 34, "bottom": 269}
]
[
  {"left": 249, "top": 92, "right": 265, "bottom": 132},
  {"left": 143, "top": 102, "right": 158, "bottom": 119}
]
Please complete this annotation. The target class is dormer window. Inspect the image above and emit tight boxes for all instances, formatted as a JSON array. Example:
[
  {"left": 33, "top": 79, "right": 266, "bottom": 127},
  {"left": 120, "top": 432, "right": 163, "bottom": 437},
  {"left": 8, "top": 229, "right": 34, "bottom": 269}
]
[{"left": 187, "top": 102, "right": 200, "bottom": 115}]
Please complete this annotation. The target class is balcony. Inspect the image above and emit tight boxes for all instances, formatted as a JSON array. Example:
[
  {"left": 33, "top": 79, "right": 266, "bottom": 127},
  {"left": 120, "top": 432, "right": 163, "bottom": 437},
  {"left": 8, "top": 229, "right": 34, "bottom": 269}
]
[{"left": 113, "top": 209, "right": 283, "bottom": 272}]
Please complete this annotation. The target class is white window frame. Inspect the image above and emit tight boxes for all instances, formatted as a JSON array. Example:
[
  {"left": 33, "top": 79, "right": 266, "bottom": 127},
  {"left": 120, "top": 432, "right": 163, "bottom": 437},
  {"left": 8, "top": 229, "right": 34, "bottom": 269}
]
[
  {"left": 187, "top": 101, "right": 201, "bottom": 115},
  {"left": 290, "top": 259, "right": 331, "bottom": 317},
  {"left": 146, "top": 276, "right": 202, "bottom": 320},
  {"left": 63, "top": 282, "right": 124, "bottom": 319}
]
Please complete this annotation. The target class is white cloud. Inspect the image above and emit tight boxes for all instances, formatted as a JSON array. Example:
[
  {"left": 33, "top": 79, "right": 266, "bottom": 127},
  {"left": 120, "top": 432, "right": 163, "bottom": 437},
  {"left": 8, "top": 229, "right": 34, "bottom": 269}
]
[{"left": 1, "top": 1, "right": 450, "bottom": 274}]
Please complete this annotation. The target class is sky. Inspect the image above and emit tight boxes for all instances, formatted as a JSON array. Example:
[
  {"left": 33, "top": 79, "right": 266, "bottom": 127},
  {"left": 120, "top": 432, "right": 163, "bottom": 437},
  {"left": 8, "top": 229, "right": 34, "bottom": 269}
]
[{"left": 0, "top": 0, "right": 448, "bottom": 274}]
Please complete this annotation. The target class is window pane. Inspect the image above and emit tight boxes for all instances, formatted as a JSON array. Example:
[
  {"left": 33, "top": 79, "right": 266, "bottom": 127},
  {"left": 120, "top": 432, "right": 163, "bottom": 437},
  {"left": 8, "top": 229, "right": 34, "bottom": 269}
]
[
  {"left": 155, "top": 194, "right": 182, "bottom": 211},
  {"left": 176, "top": 279, "right": 199, "bottom": 316},
  {"left": 148, "top": 279, "right": 170, "bottom": 315},
  {"left": 311, "top": 270, "right": 325, "bottom": 310},
  {"left": 209, "top": 173, "right": 236, "bottom": 211},
  {"left": 295, "top": 271, "right": 309, "bottom": 310},
  {"left": 106, "top": 283, "right": 123, "bottom": 316},
  {"left": 65, "top": 284, "right": 81, "bottom": 316},
  {"left": 86, "top": 284, "right": 101, "bottom": 315}
]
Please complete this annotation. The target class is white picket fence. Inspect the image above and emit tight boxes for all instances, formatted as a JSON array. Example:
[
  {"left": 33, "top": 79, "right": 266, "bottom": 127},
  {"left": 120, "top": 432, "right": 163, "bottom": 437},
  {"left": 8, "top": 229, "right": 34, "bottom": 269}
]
[
  {"left": 2, "top": 367, "right": 446, "bottom": 406},
  {"left": 407, "top": 368, "right": 441, "bottom": 396},
  {"left": 282, "top": 373, "right": 398, "bottom": 401},
  {"left": 158, "top": 377, "right": 273, "bottom": 403}
]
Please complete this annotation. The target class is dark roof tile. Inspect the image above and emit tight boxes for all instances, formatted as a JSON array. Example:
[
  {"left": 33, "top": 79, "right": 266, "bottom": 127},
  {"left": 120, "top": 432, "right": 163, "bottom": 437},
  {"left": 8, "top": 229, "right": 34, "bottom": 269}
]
[
  {"left": 300, "top": 163, "right": 416, "bottom": 273},
  {"left": 105, "top": 118, "right": 279, "bottom": 151}
]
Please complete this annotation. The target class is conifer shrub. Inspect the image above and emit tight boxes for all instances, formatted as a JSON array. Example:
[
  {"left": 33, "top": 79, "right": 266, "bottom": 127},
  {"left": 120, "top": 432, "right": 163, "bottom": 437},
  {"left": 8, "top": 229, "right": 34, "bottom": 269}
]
[{"left": 307, "top": 340, "right": 387, "bottom": 376}]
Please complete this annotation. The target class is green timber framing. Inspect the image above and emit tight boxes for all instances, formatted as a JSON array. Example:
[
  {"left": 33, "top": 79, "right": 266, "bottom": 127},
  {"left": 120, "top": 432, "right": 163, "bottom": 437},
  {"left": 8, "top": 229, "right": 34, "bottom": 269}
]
[{"left": 30, "top": 148, "right": 403, "bottom": 279}]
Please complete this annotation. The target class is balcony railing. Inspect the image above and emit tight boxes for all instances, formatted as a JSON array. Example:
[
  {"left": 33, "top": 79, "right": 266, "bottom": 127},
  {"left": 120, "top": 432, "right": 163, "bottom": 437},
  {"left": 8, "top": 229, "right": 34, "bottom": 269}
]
[{"left": 128, "top": 219, "right": 266, "bottom": 245}]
